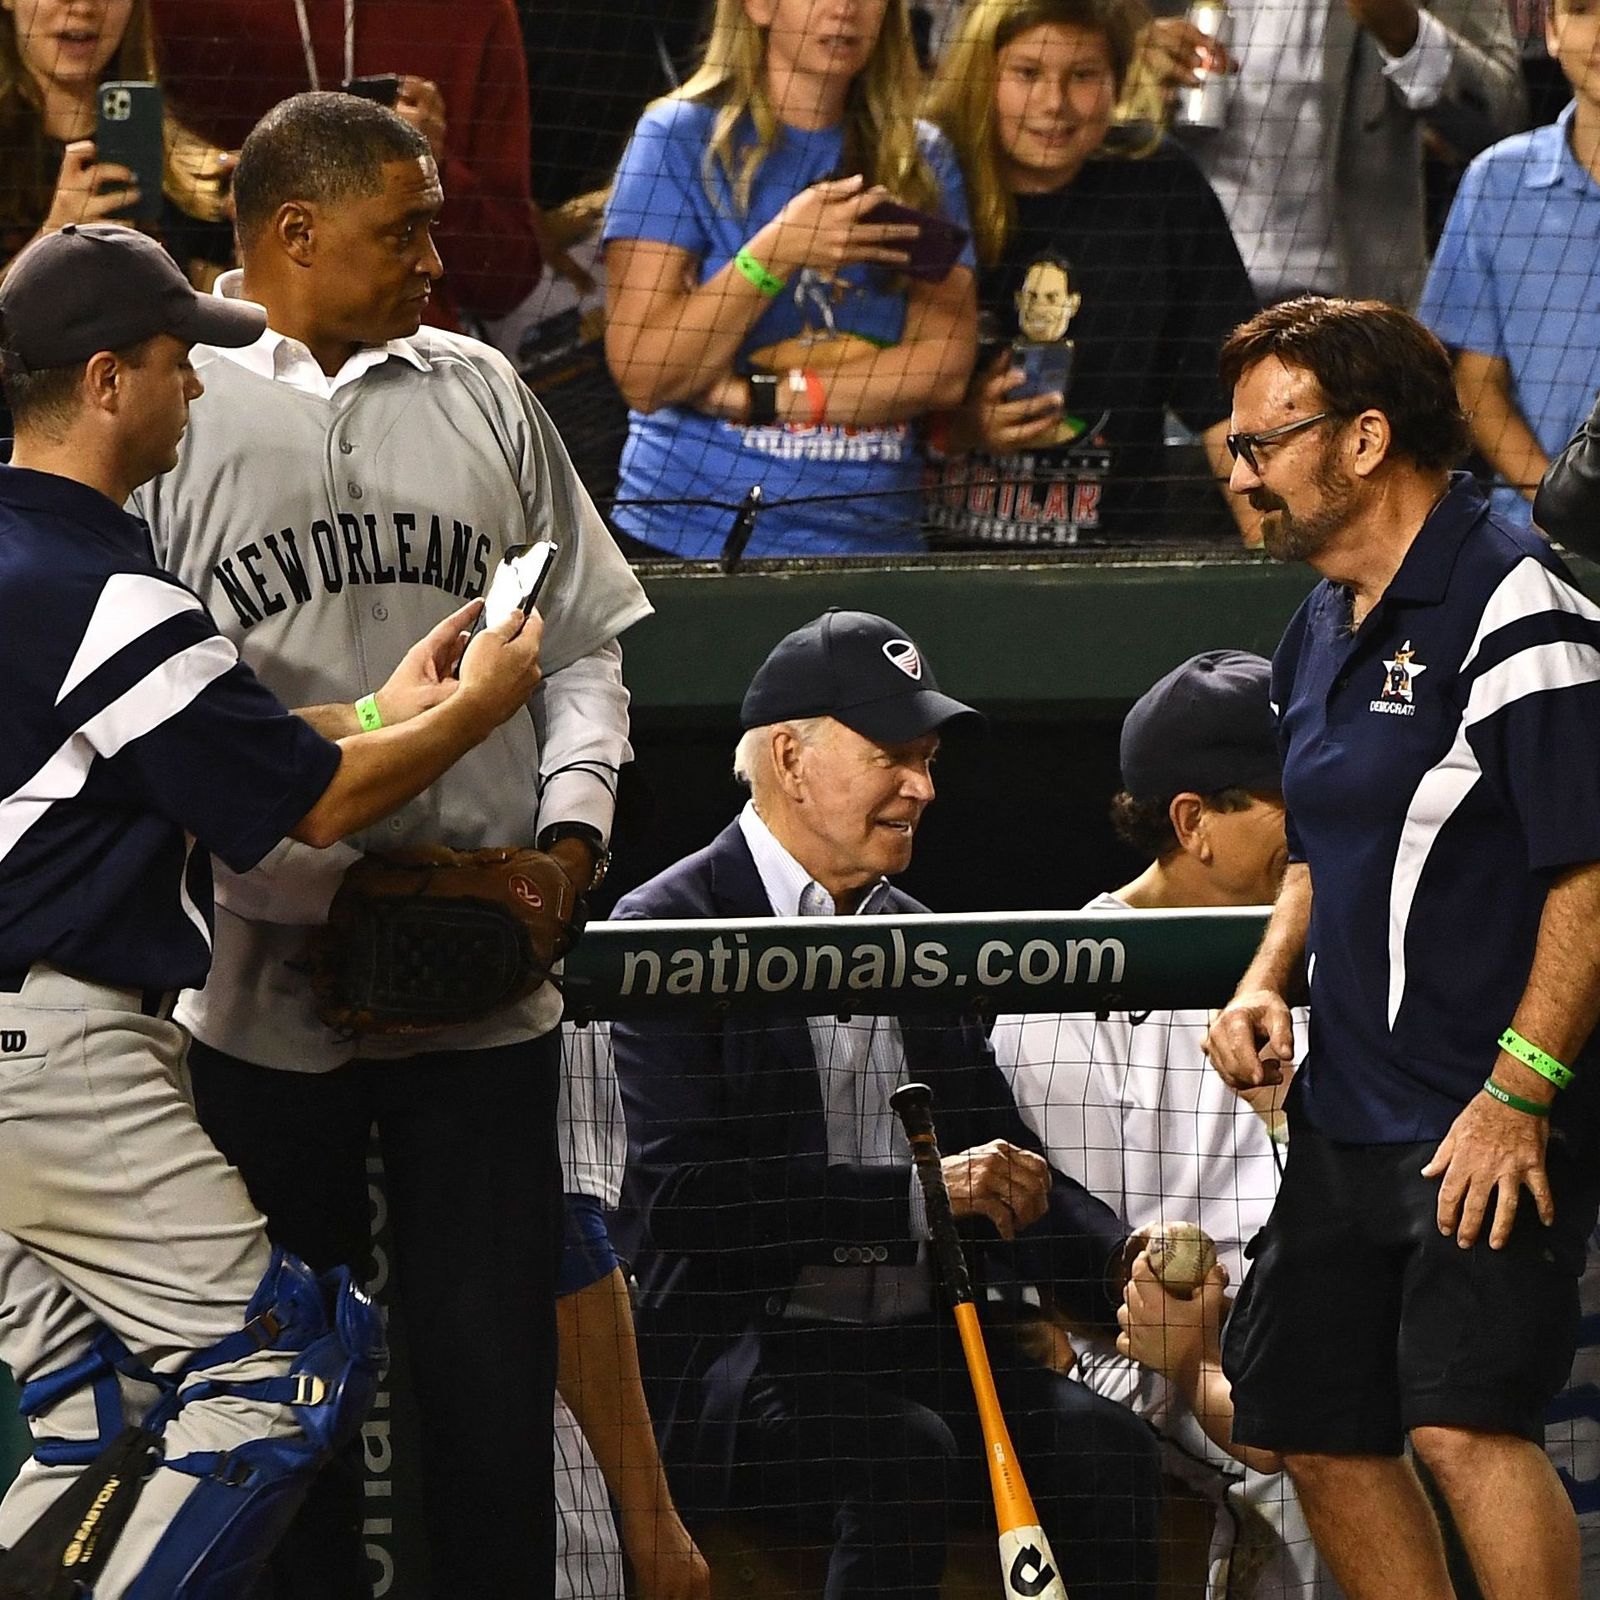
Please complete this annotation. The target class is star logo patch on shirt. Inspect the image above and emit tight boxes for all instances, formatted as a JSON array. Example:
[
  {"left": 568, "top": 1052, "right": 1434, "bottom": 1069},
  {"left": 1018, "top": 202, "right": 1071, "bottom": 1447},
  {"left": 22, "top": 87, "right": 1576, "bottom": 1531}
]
[{"left": 1372, "top": 641, "right": 1426, "bottom": 716}]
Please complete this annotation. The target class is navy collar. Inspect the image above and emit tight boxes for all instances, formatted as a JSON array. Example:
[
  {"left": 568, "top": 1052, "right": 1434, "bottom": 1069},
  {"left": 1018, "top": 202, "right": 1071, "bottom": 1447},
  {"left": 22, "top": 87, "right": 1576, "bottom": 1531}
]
[
  {"left": 0, "top": 464, "right": 151, "bottom": 552},
  {"left": 1369, "top": 472, "right": 1489, "bottom": 609}
]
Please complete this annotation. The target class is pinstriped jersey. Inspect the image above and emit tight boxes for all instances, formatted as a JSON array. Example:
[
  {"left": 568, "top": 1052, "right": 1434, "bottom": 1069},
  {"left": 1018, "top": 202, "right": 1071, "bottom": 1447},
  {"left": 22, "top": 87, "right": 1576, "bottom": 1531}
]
[
  {"left": 1273, "top": 474, "right": 1600, "bottom": 1143},
  {"left": 0, "top": 466, "right": 339, "bottom": 990}
]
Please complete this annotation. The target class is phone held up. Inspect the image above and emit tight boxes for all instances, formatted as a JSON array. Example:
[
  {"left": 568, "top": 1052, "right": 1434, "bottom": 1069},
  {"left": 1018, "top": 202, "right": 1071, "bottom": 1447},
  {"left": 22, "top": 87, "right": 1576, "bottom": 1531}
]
[
  {"left": 453, "top": 541, "right": 559, "bottom": 675},
  {"left": 859, "top": 197, "right": 969, "bottom": 283},
  {"left": 342, "top": 74, "right": 402, "bottom": 106},
  {"left": 1010, "top": 339, "right": 1074, "bottom": 403},
  {"left": 95, "top": 82, "right": 164, "bottom": 226}
]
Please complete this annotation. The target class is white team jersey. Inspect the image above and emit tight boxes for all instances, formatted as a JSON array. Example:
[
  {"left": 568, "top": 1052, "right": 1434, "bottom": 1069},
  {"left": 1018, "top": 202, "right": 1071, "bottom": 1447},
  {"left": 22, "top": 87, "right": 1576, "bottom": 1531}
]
[
  {"left": 993, "top": 893, "right": 1331, "bottom": 1600},
  {"left": 992, "top": 892, "right": 1301, "bottom": 1287},
  {"left": 133, "top": 321, "right": 651, "bottom": 1070}
]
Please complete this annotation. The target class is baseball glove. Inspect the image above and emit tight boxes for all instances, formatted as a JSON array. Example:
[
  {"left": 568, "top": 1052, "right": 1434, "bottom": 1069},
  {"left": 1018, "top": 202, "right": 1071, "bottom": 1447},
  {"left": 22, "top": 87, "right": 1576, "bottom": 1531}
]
[{"left": 307, "top": 846, "right": 584, "bottom": 1037}]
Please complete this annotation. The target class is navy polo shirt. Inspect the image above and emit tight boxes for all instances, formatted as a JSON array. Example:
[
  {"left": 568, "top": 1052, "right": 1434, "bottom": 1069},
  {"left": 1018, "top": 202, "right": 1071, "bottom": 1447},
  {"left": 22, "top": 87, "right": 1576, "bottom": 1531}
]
[
  {"left": 1275, "top": 475, "right": 1600, "bottom": 1144},
  {"left": 0, "top": 465, "right": 341, "bottom": 993}
]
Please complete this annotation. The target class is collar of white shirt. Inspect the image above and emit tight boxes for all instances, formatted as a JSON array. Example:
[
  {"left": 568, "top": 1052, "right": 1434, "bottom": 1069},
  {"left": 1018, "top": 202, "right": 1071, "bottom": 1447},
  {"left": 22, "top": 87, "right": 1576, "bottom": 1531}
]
[
  {"left": 737, "top": 801, "right": 892, "bottom": 919},
  {"left": 202, "top": 268, "right": 430, "bottom": 399}
]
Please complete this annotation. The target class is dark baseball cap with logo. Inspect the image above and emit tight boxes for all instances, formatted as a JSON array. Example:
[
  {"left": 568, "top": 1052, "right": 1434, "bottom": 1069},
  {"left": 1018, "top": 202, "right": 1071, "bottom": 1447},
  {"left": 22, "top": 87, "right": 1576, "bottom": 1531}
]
[
  {"left": 1120, "top": 650, "right": 1281, "bottom": 800},
  {"left": 741, "top": 609, "right": 982, "bottom": 744},
  {"left": 0, "top": 224, "right": 265, "bottom": 375}
]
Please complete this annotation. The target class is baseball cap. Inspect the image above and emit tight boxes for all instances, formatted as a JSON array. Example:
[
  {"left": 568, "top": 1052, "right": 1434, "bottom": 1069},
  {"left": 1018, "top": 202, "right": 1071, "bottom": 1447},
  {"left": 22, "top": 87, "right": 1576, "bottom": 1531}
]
[
  {"left": 1120, "top": 650, "right": 1280, "bottom": 800},
  {"left": 740, "top": 609, "right": 982, "bottom": 744},
  {"left": 0, "top": 224, "right": 265, "bottom": 375}
]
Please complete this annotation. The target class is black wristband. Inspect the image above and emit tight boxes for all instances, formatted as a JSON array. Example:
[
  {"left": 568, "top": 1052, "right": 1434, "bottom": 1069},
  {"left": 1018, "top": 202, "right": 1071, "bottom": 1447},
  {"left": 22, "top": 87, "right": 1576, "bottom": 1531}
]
[
  {"left": 537, "top": 821, "right": 609, "bottom": 891},
  {"left": 747, "top": 371, "right": 779, "bottom": 426}
]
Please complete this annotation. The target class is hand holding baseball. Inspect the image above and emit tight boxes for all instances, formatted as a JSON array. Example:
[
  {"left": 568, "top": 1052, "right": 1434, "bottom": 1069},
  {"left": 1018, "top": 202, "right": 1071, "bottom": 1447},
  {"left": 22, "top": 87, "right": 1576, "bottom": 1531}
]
[
  {"left": 1117, "top": 1252, "right": 1228, "bottom": 1380},
  {"left": 1144, "top": 1221, "right": 1219, "bottom": 1298}
]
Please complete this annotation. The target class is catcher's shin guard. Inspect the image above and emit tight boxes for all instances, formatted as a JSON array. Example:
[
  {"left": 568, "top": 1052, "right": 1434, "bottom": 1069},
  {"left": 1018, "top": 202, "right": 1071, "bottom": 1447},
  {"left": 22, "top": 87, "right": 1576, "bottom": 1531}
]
[{"left": 116, "top": 1250, "right": 384, "bottom": 1600}]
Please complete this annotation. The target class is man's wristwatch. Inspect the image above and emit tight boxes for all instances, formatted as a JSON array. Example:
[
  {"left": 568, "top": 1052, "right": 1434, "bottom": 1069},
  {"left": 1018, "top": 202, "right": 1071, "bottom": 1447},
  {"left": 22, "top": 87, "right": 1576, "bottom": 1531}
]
[
  {"left": 537, "top": 821, "right": 610, "bottom": 894},
  {"left": 747, "top": 371, "right": 779, "bottom": 426}
]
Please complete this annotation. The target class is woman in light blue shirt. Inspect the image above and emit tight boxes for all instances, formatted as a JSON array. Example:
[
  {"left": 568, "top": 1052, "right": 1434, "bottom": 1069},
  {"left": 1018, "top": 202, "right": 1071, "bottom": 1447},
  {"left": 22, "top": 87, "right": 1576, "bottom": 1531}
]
[{"left": 602, "top": 0, "right": 978, "bottom": 558}]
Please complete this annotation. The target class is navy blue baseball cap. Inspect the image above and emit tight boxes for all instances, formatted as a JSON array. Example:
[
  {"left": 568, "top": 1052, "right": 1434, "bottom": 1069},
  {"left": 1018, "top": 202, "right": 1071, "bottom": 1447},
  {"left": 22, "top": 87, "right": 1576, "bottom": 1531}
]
[
  {"left": 741, "top": 609, "right": 981, "bottom": 744},
  {"left": 0, "top": 224, "right": 265, "bottom": 374},
  {"left": 1120, "top": 650, "right": 1280, "bottom": 800}
]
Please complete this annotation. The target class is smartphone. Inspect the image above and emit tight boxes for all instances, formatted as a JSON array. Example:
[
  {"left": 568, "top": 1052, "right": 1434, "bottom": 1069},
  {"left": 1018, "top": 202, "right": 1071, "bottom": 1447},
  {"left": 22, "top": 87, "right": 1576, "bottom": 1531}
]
[
  {"left": 1011, "top": 338, "right": 1075, "bottom": 403},
  {"left": 95, "top": 81, "right": 164, "bottom": 226},
  {"left": 860, "top": 197, "right": 969, "bottom": 283},
  {"left": 456, "top": 541, "right": 558, "bottom": 672},
  {"left": 342, "top": 74, "right": 402, "bottom": 106}
]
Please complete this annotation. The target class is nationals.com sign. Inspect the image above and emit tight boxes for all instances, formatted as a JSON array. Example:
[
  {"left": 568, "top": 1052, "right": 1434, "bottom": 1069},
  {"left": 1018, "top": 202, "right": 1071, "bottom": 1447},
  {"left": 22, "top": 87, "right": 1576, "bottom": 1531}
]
[{"left": 561, "top": 909, "right": 1268, "bottom": 1021}]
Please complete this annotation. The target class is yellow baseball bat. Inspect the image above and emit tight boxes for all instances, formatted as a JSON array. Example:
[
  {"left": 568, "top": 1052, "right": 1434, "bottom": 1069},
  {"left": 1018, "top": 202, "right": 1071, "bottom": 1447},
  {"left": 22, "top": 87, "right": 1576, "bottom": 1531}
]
[{"left": 890, "top": 1083, "right": 1071, "bottom": 1600}]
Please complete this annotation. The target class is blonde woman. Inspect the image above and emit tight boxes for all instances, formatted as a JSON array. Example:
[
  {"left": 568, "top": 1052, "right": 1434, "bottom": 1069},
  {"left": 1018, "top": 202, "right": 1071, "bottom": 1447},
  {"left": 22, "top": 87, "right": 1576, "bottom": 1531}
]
[
  {"left": 924, "top": 0, "right": 1257, "bottom": 546},
  {"left": 0, "top": 0, "right": 232, "bottom": 284},
  {"left": 602, "top": 0, "right": 978, "bottom": 558}
]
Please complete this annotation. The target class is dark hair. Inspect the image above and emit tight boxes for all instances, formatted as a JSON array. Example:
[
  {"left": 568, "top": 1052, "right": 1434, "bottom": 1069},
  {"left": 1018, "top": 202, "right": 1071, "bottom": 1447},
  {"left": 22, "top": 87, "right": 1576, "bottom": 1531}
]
[
  {"left": 1218, "top": 296, "right": 1469, "bottom": 472},
  {"left": 1109, "top": 787, "right": 1255, "bottom": 861},
  {"left": 0, "top": 330, "right": 152, "bottom": 436},
  {"left": 233, "top": 92, "right": 431, "bottom": 239}
]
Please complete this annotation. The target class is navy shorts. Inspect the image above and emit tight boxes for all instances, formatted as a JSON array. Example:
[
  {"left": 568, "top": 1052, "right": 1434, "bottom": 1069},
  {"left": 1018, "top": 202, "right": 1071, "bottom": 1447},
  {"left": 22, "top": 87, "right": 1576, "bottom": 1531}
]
[{"left": 1223, "top": 1093, "right": 1600, "bottom": 1455}]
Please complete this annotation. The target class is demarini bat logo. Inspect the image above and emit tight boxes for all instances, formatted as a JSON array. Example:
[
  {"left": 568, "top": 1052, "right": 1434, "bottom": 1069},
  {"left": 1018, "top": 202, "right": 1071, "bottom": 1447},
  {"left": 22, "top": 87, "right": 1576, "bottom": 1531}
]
[{"left": 1008, "top": 1545, "right": 1057, "bottom": 1598}]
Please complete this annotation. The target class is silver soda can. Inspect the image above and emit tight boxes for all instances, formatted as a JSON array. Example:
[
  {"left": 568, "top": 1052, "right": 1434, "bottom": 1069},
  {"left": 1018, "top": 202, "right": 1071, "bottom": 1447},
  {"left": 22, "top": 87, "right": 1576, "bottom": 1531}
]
[{"left": 1173, "top": 0, "right": 1232, "bottom": 130}]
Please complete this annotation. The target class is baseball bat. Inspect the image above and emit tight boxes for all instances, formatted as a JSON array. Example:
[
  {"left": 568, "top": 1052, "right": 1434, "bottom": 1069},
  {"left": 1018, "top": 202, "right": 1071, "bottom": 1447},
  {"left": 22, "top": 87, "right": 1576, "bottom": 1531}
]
[{"left": 889, "top": 1082, "right": 1071, "bottom": 1600}]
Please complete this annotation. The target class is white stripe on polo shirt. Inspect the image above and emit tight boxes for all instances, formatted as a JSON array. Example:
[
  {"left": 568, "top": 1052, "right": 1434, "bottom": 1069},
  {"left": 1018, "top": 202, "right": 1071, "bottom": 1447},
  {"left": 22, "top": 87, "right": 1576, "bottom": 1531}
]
[
  {"left": 1386, "top": 564, "right": 1600, "bottom": 1027},
  {"left": 57, "top": 573, "right": 204, "bottom": 705},
  {"left": 0, "top": 633, "right": 238, "bottom": 869}
]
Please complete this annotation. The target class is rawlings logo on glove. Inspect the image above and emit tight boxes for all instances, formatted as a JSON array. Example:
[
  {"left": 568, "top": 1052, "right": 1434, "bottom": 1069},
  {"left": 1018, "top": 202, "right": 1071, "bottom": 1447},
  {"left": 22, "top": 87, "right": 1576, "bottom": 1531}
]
[{"left": 307, "top": 846, "right": 586, "bottom": 1037}]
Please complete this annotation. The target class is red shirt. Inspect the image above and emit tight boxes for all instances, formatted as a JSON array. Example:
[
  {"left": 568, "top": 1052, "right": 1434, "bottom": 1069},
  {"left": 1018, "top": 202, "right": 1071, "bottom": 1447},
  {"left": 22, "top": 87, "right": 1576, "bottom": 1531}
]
[{"left": 151, "top": 0, "right": 540, "bottom": 327}]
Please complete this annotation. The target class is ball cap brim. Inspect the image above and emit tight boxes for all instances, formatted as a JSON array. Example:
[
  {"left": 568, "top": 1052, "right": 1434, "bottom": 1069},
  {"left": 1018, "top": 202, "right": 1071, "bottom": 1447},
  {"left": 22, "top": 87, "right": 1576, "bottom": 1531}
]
[
  {"left": 740, "top": 609, "right": 983, "bottom": 742},
  {"left": 0, "top": 223, "right": 266, "bottom": 375}
]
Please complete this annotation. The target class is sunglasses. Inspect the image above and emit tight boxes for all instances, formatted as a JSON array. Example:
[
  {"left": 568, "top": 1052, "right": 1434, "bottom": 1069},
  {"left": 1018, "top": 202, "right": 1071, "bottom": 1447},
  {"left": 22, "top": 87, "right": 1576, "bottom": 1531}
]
[{"left": 1225, "top": 411, "right": 1334, "bottom": 473}]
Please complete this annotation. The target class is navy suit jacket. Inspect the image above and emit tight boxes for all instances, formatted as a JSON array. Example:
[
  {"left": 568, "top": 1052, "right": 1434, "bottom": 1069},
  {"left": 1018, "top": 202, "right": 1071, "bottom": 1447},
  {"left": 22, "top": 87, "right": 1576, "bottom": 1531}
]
[{"left": 609, "top": 820, "right": 1127, "bottom": 1477}]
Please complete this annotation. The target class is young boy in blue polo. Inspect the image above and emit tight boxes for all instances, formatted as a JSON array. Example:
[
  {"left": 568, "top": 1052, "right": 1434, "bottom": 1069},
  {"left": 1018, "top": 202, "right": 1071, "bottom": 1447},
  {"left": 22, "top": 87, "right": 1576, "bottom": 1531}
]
[{"left": 1417, "top": 0, "right": 1600, "bottom": 529}]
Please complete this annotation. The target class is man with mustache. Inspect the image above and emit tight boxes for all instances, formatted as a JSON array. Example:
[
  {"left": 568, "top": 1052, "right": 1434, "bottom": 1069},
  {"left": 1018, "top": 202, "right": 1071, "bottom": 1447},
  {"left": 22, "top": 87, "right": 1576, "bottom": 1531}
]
[
  {"left": 1206, "top": 296, "right": 1600, "bottom": 1600},
  {"left": 608, "top": 609, "right": 1163, "bottom": 1600}
]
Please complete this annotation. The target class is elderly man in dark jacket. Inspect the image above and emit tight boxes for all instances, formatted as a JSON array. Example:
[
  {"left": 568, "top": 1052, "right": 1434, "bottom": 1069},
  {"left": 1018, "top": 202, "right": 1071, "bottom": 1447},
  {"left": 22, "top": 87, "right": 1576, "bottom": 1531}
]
[{"left": 610, "top": 609, "right": 1161, "bottom": 1600}]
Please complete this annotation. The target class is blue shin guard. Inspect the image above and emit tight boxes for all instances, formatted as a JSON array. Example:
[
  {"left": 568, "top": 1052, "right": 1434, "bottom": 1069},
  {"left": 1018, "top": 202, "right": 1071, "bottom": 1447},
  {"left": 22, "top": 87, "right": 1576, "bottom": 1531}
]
[{"left": 79, "top": 1249, "right": 383, "bottom": 1600}]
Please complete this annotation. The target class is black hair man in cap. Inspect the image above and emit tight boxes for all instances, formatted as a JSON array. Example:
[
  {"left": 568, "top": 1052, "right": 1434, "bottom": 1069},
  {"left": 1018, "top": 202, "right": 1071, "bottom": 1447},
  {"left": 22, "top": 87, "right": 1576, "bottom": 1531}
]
[
  {"left": 0, "top": 224, "right": 543, "bottom": 1595},
  {"left": 608, "top": 610, "right": 1163, "bottom": 1600},
  {"left": 996, "top": 651, "right": 1341, "bottom": 1600}
]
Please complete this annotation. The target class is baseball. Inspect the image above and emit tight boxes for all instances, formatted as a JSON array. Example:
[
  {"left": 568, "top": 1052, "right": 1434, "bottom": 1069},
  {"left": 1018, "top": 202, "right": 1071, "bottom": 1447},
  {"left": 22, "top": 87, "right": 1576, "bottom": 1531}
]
[{"left": 1144, "top": 1222, "right": 1218, "bottom": 1299}]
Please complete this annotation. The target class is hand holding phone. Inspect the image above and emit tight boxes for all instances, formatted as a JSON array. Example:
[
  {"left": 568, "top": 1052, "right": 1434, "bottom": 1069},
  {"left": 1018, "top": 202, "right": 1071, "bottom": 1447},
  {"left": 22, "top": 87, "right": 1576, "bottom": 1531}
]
[
  {"left": 859, "top": 198, "right": 969, "bottom": 282},
  {"left": 453, "top": 541, "right": 558, "bottom": 675},
  {"left": 94, "top": 81, "right": 164, "bottom": 226},
  {"left": 1010, "top": 339, "right": 1075, "bottom": 402}
]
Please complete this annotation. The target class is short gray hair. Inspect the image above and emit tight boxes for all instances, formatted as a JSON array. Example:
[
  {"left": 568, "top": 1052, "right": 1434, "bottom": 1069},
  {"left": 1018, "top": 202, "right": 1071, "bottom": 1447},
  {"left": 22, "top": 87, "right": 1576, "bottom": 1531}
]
[{"left": 732, "top": 717, "right": 831, "bottom": 789}]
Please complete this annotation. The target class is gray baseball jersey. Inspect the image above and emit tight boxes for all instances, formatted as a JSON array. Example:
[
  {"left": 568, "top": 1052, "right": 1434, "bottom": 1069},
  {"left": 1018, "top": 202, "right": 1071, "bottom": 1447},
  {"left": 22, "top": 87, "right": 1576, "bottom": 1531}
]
[{"left": 133, "top": 316, "right": 652, "bottom": 1070}]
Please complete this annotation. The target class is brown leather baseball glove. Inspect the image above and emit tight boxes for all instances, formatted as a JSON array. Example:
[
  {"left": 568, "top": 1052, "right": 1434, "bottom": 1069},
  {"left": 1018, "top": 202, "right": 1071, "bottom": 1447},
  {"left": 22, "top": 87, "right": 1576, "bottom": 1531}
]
[{"left": 307, "top": 846, "right": 584, "bottom": 1037}]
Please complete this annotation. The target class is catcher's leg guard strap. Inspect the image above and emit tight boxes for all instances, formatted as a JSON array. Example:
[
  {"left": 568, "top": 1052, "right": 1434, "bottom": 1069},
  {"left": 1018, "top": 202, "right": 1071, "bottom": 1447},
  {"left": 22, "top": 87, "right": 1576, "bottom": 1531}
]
[
  {"left": 0, "top": 1427, "right": 161, "bottom": 1600},
  {"left": 119, "top": 1250, "right": 383, "bottom": 1600}
]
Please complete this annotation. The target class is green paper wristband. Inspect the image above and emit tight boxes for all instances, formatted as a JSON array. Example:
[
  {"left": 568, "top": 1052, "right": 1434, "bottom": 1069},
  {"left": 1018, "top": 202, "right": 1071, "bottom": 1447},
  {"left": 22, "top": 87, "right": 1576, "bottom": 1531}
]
[
  {"left": 1483, "top": 1077, "right": 1550, "bottom": 1118},
  {"left": 1498, "top": 1026, "right": 1573, "bottom": 1090},
  {"left": 734, "top": 246, "right": 786, "bottom": 298},
  {"left": 355, "top": 693, "right": 384, "bottom": 733}
]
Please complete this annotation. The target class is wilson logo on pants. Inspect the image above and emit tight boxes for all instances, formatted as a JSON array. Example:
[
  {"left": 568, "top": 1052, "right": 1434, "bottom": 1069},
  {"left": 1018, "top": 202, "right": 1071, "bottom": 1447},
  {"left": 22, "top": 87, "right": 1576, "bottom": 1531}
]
[{"left": 1, "top": 1031, "right": 27, "bottom": 1053}]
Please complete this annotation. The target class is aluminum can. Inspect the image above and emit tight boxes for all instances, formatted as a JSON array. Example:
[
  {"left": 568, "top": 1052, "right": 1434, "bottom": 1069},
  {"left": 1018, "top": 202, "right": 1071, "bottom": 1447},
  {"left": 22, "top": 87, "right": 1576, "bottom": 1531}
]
[{"left": 1173, "top": 0, "right": 1232, "bottom": 130}]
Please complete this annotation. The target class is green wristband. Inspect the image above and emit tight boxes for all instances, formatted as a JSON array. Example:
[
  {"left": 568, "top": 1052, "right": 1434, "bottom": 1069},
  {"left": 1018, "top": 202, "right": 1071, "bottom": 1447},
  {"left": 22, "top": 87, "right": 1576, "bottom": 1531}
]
[
  {"left": 1498, "top": 1026, "right": 1573, "bottom": 1090},
  {"left": 354, "top": 693, "right": 384, "bottom": 733},
  {"left": 734, "top": 246, "right": 786, "bottom": 298},
  {"left": 1483, "top": 1076, "right": 1551, "bottom": 1117}
]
